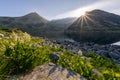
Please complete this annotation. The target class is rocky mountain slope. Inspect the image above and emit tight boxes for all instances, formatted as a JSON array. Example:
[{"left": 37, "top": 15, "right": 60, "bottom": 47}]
[{"left": 65, "top": 9, "right": 120, "bottom": 44}]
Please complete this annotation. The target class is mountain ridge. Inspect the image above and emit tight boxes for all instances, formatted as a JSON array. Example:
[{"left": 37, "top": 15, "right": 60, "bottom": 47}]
[
  {"left": 18, "top": 12, "right": 48, "bottom": 24},
  {"left": 0, "top": 12, "right": 48, "bottom": 27}
]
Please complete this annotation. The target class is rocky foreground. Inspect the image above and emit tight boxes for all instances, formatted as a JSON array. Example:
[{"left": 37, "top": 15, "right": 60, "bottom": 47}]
[
  {"left": 5, "top": 39, "right": 120, "bottom": 80},
  {"left": 52, "top": 39, "right": 120, "bottom": 65}
]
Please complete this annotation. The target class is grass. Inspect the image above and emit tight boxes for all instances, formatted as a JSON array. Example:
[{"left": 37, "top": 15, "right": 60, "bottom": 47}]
[
  {"left": 0, "top": 29, "right": 120, "bottom": 80},
  {"left": 84, "top": 53, "right": 120, "bottom": 79}
]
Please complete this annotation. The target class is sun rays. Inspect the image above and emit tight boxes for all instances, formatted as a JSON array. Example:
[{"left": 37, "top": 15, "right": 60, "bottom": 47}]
[
  {"left": 70, "top": 11, "right": 97, "bottom": 43},
  {"left": 75, "top": 12, "right": 96, "bottom": 30}
]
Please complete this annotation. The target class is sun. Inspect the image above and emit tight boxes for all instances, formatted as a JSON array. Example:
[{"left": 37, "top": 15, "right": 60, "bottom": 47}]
[{"left": 81, "top": 11, "right": 86, "bottom": 16}]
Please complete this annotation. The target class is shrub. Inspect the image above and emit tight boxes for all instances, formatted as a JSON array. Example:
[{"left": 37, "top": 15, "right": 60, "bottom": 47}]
[{"left": 84, "top": 52, "right": 120, "bottom": 79}]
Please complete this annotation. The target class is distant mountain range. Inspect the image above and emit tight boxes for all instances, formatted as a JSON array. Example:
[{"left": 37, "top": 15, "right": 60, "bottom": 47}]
[
  {"left": 0, "top": 9, "right": 120, "bottom": 44},
  {"left": 49, "top": 17, "right": 77, "bottom": 27},
  {"left": 0, "top": 12, "right": 76, "bottom": 38}
]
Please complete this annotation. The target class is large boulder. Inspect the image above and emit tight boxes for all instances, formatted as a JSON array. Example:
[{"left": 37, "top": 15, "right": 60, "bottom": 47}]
[{"left": 20, "top": 63, "right": 85, "bottom": 80}]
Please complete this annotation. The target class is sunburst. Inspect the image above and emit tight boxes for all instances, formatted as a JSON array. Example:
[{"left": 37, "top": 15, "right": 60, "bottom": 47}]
[{"left": 70, "top": 11, "right": 97, "bottom": 43}]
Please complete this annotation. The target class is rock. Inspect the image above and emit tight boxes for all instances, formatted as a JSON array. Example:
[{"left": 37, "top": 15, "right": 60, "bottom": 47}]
[
  {"left": 91, "top": 69, "right": 103, "bottom": 77},
  {"left": 52, "top": 39, "right": 120, "bottom": 64},
  {"left": 20, "top": 63, "right": 86, "bottom": 80},
  {"left": 109, "top": 52, "right": 120, "bottom": 60},
  {"left": 49, "top": 53, "right": 59, "bottom": 63}
]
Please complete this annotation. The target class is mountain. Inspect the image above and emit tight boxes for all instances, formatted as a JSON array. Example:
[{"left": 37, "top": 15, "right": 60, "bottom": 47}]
[
  {"left": 65, "top": 9, "right": 120, "bottom": 44},
  {"left": 15, "top": 12, "right": 48, "bottom": 25},
  {"left": 48, "top": 17, "right": 77, "bottom": 27},
  {"left": 36, "top": 17, "right": 77, "bottom": 39},
  {"left": 0, "top": 12, "right": 48, "bottom": 36},
  {"left": 0, "top": 13, "right": 76, "bottom": 38},
  {"left": 0, "top": 12, "right": 48, "bottom": 27},
  {"left": 0, "top": 10, "right": 120, "bottom": 43}
]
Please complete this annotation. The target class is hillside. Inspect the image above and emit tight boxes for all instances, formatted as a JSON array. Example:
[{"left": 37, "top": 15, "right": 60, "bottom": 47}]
[
  {"left": 0, "top": 29, "right": 120, "bottom": 80},
  {"left": 65, "top": 9, "right": 120, "bottom": 44}
]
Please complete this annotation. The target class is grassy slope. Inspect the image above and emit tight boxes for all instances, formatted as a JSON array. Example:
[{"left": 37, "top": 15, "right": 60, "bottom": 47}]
[{"left": 0, "top": 29, "right": 120, "bottom": 80}]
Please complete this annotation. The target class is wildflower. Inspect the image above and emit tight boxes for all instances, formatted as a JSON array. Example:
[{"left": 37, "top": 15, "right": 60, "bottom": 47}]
[
  {"left": 78, "top": 50, "right": 82, "bottom": 56},
  {"left": 11, "top": 32, "right": 18, "bottom": 41}
]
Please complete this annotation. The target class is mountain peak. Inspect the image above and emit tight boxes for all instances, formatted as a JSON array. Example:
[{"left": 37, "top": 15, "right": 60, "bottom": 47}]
[
  {"left": 85, "top": 9, "right": 120, "bottom": 17},
  {"left": 91, "top": 9, "right": 106, "bottom": 12},
  {"left": 18, "top": 12, "right": 48, "bottom": 24},
  {"left": 85, "top": 9, "right": 109, "bottom": 15},
  {"left": 23, "top": 12, "right": 41, "bottom": 18}
]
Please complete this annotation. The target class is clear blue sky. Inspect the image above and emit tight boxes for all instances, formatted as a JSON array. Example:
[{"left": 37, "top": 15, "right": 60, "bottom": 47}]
[{"left": 0, "top": 0, "right": 120, "bottom": 20}]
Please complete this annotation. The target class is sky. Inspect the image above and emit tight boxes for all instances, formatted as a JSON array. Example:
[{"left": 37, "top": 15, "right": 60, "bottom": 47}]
[{"left": 0, "top": 0, "right": 120, "bottom": 20}]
